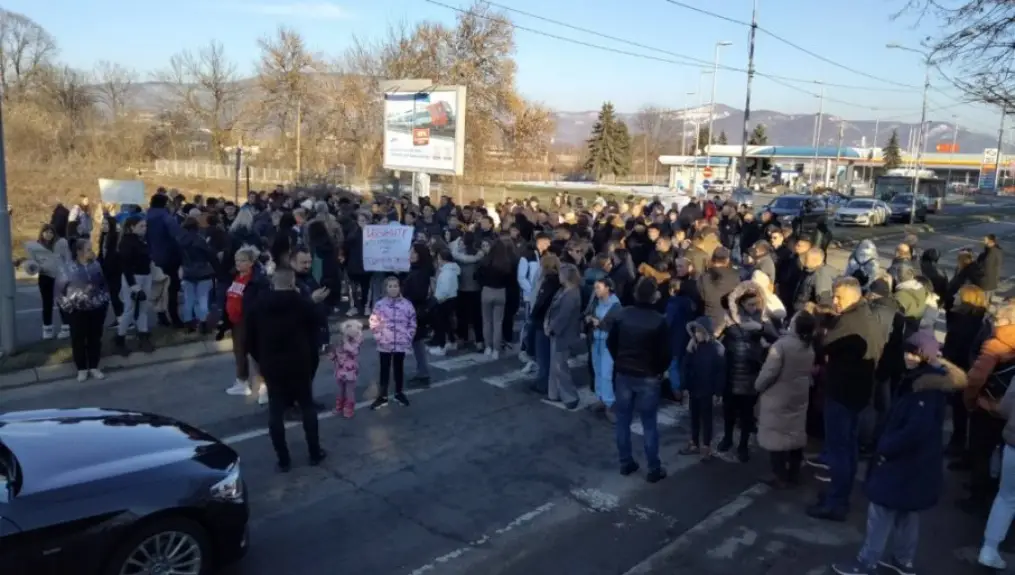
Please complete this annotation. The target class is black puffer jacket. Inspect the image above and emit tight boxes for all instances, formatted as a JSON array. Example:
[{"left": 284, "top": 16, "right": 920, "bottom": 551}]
[
  {"left": 942, "top": 305, "right": 987, "bottom": 370},
  {"left": 720, "top": 310, "right": 779, "bottom": 395},
  {"left": 531, "top": 272, "right": 561, "bottom": 326}
]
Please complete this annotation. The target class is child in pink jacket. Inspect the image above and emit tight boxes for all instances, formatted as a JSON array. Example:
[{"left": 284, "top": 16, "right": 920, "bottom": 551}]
[
  {"left": 368, "top": 276, "right": 417, "bottom": 410},
  {"left": 330, "top": 320, "right": 364, "bottom": 418}
]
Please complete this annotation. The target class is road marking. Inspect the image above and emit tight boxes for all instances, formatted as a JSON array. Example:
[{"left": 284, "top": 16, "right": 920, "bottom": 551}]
[
  {"left": 621, "top": 483, "right": 769, "bottom": 575},
  {"left": 221, "top": 375, "right": 467, "bottom": 445},
  {"left": 16, "top": 307, "right": 42, "bottom": 314},
  {"left": 429, "top": 349, "right": 519, "bottom": 371},
  {"left": 407, "top": 501, "right": 557, "bottom": 575}
]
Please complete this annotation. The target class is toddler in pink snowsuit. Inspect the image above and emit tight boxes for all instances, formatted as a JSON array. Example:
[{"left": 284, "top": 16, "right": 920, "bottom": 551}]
[{"left": 330, "top": 320, "right": 364, "bottom": 418}]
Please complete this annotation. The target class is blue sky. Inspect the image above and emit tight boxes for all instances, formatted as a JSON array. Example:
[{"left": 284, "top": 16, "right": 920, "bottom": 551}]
[{"left": 10, "top": 0, "right": 1006, "bottom": 139}]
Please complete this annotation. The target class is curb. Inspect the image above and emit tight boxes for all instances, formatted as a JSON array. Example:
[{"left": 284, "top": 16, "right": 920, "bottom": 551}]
[{"left": 0, "top": 320, "right": 364, "bottom": 391}]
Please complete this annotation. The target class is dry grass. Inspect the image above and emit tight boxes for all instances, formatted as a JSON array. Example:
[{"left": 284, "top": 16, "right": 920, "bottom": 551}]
[{"left": 8, "top": 160, "right": 241, "bottom": 258}]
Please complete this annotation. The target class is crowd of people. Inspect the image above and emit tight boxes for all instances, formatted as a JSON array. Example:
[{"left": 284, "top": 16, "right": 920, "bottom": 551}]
[{"left": 21, "top": 184, "right": 1015, "bottom": 573}]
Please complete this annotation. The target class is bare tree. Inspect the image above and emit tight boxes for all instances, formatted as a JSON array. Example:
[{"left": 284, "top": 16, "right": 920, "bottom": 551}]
[
  {"left": 898, "top": 1, "right": 1015, "bottom": 106},
  {"left": 156, "top": 41, "right": 244, "bottom": 161},
  {"left": 635, "top": 105, "right": 669, "bottom": 179},
  {"left": 256, "top": 26, "right": 319, "bottom": 170},
  {"left": 0, "top": 9, "right": 57, "bottom": 100},
  {"left": 93, "top": 60, "right": 135, "bottom": 119}
]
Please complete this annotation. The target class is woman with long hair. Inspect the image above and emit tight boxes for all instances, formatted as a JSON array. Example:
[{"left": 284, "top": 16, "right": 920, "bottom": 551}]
[
  {"left": 529, "top": 253, "right": 562, "bottom": 394},
  {"left": 57, "top": 238, "right": 111, "bottom": 381},
  {"left": 115, "top": 215, "right": 154, "bottom": 355},
  {"left": 476, "top": 238, "right": 515, "bottom": 359},
  {"left": 452, "top": 231, "right": 486, "bottom": 350},
  {"left": 24, "top": 224, "right": 72, "bottom": 340},
  {"left": 546, "top": 263, "right": 584, "bottom": 409}
]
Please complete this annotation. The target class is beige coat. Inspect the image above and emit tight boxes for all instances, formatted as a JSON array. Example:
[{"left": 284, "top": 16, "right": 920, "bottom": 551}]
[{"left": 754, "top": 332, "right": 815, "bottom": 452}]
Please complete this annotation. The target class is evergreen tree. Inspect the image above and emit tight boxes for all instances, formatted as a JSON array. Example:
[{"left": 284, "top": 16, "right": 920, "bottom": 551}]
[
  {"left": 717, "top": 130, "right": 728, "bottom": 145},
  {"left": 883, "top": 129, "right": 903, "bottom": 170},
  {"left": 584, "top": 102, "right": 632, "bottom": 179},
  {"left": 748, "top": 123, "right": 768, "bottom": 145},
  {"left": 695, "top": 125, "right": 710, "bottom": 153}
]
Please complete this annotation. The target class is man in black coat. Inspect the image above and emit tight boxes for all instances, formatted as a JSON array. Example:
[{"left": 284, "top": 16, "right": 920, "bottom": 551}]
[
  {"left": 808, "top": 277, "right": 884, "bottom": 522},
  {"left": 695, "top": 247, "right": 740, "bottom": 336},
  {"left": 607, "top": 277, "right": 673, "bottom": 484},
  {"left": 246, "top": 269, "right": 326, "bottom": 472}
]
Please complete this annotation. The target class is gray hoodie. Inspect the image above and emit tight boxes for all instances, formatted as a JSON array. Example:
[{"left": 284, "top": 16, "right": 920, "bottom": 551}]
[
  {"left": 451, "top": 238, "right": 484, "bottom": 292},
  {"left": 845, "top": 239, "right": 879, "bottom": 292}
]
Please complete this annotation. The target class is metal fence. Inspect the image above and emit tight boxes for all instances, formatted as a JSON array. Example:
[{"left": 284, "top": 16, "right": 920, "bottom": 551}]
[{"left": 154, "top": 160, "right": 297, "bottom": 184}]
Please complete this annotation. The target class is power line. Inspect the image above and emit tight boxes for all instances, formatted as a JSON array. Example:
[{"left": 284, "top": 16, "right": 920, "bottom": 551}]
[
  {"left": 480, "top": 0, "right": 919, "bottom": 93},
  {"left": 660, "top": 0, "right": 920, "bottom": 90}
]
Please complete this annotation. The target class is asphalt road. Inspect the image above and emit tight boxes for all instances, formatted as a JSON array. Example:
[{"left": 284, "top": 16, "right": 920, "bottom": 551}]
[{"left": 7, "top": 218, "right": 1015, "bottom": 575}]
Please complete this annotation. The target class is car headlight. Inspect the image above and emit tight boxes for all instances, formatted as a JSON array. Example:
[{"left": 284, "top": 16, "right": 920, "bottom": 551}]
[{"left": 211, "top": 460, "right": 244, "bottom": 503}]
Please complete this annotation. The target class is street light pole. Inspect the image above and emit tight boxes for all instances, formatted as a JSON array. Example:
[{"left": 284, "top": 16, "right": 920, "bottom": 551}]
[
  {"left": 869, "top": 116, "right": 880, "bottom": 183},
  {"left": 705, "top": 41, "right": 733, "bottom": 172},
  {"left": 947, "top": 115, "right": 959, "bottom": 186},
  {"left": 690, "top": 71, "right": 711, "bottom": 192},
  {"left": 0, "top": 98, "right": 13, "bottom": 355},
  {"left": 887, "top": 43, "right": 931, "bottom": 224},
  {"left": 810, "top": 83, "right": 825, "bottom": 185},
  {"left": 737, "top": 0, "right": 758, "bottom": 189},
  {"left": 682, "top": 91, "right": 694, "bottom": 156}
]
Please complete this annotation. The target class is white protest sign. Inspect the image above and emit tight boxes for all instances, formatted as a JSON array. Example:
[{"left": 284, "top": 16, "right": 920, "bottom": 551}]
[
  {"left": 98, "top": 179, "right": 145, "bottom": 205},
  {"left": 363, "top": 224, "right": 413, "bottom": 272}
]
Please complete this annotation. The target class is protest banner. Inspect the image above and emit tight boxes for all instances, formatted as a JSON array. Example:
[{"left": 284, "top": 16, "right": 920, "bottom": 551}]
[{"left": 363, "top": 224, "right": 413, "bottom": 272}]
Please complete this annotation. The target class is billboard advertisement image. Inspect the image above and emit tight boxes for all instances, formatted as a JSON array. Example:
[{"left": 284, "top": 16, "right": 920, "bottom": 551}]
[{"left": 382, "top": 86, "right": 467, "bottom": 176}]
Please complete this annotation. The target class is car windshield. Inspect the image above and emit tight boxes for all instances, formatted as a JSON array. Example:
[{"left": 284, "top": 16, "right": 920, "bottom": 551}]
[
  {"left": 771, "top": 197, "right": 805, "bottom": 210},
  {"left": 846, "top": 200, "right": 874, "bottom": 209}
]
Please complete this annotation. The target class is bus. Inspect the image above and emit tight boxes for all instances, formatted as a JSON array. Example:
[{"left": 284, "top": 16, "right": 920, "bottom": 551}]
[{"left": 874, "top": 174, "right": 946, "bottom": 201}]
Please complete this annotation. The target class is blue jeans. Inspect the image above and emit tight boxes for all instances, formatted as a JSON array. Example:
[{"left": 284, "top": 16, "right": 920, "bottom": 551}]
[
  {"left": 533, "top": 329, "right": 551, "bottom": 392},
  {"left": 857, "top": 503, "right": 919, "bottom": 567},
  {"left": 614, "top": 374, "right": 662, "bottom": 471},
  {"left": 821, "top": 398, "right": 861, "bottom": 512},
  {"left": 668, "top": 358, "right": 681, "bottom": 394},
  {"left": 984, "top": 445, "right": 1015, "bottom": 551},
  {"left": 181, "top": 279, "right": 213, "bottom": 322},
  {"left": 591, "top": 337, "right": 615, "bottom": 406}
]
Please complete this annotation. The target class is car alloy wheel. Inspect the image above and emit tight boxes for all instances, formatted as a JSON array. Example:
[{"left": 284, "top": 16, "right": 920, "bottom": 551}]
[{"left": 119, "top": 531, "right": 203, "bottom": 575}]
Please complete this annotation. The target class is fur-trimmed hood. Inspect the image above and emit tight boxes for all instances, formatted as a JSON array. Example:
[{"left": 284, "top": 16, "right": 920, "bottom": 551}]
[{"left": 910, "top": 359, "right": 967, "bottom": 393}]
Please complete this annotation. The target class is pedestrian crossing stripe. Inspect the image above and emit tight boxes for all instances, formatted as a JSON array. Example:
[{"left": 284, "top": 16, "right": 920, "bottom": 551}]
[{"left": 429, "top": 349, "right": 520, "bottom": 371}]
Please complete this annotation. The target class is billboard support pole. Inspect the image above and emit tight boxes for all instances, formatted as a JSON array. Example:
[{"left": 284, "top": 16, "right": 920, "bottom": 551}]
[{"left": 994, "top": 108, "right": 1007, "bottom": 194}]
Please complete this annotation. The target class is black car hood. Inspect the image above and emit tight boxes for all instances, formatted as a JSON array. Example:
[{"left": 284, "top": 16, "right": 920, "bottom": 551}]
[{"left": 0, "top": 408, "right": 223, "bottom": 496}]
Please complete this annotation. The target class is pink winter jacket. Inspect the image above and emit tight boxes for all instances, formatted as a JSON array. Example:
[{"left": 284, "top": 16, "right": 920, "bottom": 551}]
[
  {"left": 329, "top": 332, "right": 364, "bottom": 383},
  {"left": 369, "top": 297, "right": 417, "bottom": 354}
]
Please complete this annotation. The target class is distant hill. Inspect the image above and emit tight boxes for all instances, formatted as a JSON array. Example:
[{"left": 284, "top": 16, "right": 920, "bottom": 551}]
[{"left": 552, "top": 104, "right": 1000, "bottom": 153}]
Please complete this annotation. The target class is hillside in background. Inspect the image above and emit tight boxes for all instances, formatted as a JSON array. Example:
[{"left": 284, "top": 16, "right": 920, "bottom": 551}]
[{"left": 552, "top": 104, "right": 1000, "bottom": 153}]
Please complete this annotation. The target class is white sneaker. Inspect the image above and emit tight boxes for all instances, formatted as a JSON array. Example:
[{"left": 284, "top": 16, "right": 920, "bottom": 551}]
[
  {"left": 428, "top": 346, "right": 446, "bottom": 356},
  {"left": 491, "top": 350, "right": 500, "bottom": 360},
  {"left": 76, "top": 370, "right": 88, "bottom": 382},
  {"left": 57, "top": 325, "right": 70, "bottom": 339},
  {"left": 346, "top": 307, "right": 359, "bottom": 316},
  {"left": 89, "top": 368, "right": 106, "bottom": 380},
  {"left": 978, "top": 547, "right": 1008, "bottom": 570},
  {"left": 518, "top": 351, "right": 531, "bottom": 364},
  {"left": 42, "top": 325, "right": 54, "bottom": 340},
  {"left": 363, "top": 306, "right": 371, "bottom": 316},
  {"left": 484, "top": 347, "right": 493, "bottom": 357},
  {"left": 521, "top": 361, "right": 537, "bottom": 374},
  {"left": 226, "top": 380, "right": 252, "bottom": 396},
  {"left": 257, "top": 383, "right": 268, "bottom": 405}
]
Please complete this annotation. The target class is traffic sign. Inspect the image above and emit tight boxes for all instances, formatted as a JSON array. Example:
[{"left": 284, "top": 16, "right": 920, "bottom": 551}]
[
  {"left": 703, "top": 166, "right": 714, "bottom": 178},
  {"left": 702, "top": 179, "right": 711, "bottom": 190}
]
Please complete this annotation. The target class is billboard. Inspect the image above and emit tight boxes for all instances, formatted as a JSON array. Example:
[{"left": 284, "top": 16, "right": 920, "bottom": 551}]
[
  {"left": 978, "top": 148, "right": 998, "bottom": 192},
  {"left": 936, "top": 142, "right": 959, "bottom": 153},
  {"left": 382, "top": 86, "right": 467, "bottom": 176}
]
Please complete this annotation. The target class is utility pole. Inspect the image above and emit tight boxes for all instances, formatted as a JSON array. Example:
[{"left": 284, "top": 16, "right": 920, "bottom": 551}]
[
  {"left": 993, "top": 108, "right": 1007, "bottom": 195},
  {"left": 909, "top": 55, "right": 931, "bottom": 223},
  {"left": 295, "top": 97, "right": 303, "bottom": 178},
  {"left": 737, "top": 0, "right": 758, "bottom": 189},
  {"left": 834, "top": 122, "right": 845, "bottom": 190},
  {"left": 0, "top": 100, "right": 13, "bottom": 355},
  {"left": 810, "top": 84, "right": 825, "bottom": 185},
  {"left": 946, "top": 115, "right": 958, "bottom": 186},
  {"left": 233, "top": 145, "right": 242, "bottom": 204},
  {"left": 869, "top": 117, "right": 880, "bottom": 183},
  {"left": 690, "top": 71, "right": 709, "bottom": 192},
  {"left": 682, "top": 91, "right": 694, "bottom": 156}
]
